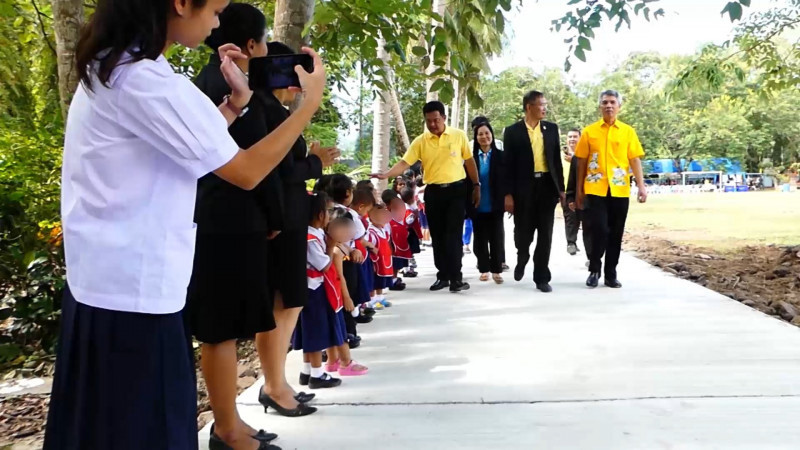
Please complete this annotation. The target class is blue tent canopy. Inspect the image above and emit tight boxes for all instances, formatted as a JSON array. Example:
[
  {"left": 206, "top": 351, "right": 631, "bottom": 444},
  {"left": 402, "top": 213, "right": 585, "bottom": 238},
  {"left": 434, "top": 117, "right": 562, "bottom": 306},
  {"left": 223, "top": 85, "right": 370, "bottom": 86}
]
[{"left": 644, "top": 158, "right": 742, "bottom": 174}]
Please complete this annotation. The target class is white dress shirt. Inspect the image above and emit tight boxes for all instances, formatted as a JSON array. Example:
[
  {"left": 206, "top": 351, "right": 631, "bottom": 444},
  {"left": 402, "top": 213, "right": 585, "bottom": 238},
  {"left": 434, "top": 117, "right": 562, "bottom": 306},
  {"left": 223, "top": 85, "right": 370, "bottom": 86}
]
[
  {"left": 306, "top": 226, "right": 329, "bottom": 290},
  {"left": 62, "top": 54, "right": 239, "bottom": 314}
]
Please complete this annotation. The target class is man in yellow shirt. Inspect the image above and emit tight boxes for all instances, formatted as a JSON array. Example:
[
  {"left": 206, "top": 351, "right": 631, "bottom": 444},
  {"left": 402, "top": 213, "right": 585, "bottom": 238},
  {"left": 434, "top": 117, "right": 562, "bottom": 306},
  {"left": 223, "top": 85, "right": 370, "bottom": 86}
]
[
  {"left": 373, "top": 101, "right": 480, "bottom": 293},
  {"left": 500, "top": 90, "right": 566, "bottom": 292},
  {"left": 575, "top": 90, "right": 648, "bottom": 289}
]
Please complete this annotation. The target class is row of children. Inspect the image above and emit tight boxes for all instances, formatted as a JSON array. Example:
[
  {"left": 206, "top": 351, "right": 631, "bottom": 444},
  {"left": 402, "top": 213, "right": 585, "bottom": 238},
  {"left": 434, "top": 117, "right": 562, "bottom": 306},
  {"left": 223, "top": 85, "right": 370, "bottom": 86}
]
[{"left": 290, "top": 174, "right": 426, "bottom": 388}]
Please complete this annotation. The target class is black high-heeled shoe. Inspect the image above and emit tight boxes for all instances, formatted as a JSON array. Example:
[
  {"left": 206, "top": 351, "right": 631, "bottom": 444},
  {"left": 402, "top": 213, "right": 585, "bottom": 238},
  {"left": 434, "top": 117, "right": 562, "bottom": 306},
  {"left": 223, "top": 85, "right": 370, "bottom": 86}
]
[
  {"left": 258, "top": 389, "right": 318, "bottom": 417},
  {"left": 294, "top": 391, "right": 315, "bottom": 403},
  {"left": 209, "top": 424, "right": 281, "bottom": 450}
]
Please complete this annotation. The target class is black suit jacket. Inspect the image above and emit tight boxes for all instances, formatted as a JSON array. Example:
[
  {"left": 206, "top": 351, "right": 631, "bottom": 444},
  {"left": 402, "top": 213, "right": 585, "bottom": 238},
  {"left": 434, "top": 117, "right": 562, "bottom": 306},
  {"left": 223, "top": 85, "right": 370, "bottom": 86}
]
[
  {"left": 500, "top": 120, "right": 565, "bottom": 200},
  {"left": 466, "top": 145, "right": 505, "bottom": 218}
]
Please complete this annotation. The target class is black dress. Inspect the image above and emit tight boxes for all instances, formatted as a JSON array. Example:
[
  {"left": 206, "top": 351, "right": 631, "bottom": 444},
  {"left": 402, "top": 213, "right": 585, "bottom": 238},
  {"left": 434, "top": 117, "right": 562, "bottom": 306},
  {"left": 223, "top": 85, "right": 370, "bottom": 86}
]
[
  {"left": 185, "top": 55, "right": 284, "bottom": 344},
  {"left": 261, "top": 92, "right": 323, "bottom": 309}
]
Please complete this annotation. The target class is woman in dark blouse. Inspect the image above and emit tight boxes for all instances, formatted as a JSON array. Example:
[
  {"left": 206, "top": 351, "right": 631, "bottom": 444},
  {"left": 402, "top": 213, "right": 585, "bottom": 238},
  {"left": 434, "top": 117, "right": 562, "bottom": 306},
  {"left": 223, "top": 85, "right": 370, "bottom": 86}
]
[
  {"left": 255, "top": 40, "right": 339, "bottom": 418},
  {"left": 187, "top": 4, "right": 335, "bottom": 449}
]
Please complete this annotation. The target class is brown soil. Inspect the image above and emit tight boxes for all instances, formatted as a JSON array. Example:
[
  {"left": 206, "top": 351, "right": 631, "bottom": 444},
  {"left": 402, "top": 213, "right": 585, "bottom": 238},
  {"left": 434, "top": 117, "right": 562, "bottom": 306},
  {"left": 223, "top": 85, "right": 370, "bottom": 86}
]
[
  {"left": 0, "top": 341, "right": 263, "bottom": 449},
  {"left": 626, "top": 231, "right": 800, "bottom": 325}
]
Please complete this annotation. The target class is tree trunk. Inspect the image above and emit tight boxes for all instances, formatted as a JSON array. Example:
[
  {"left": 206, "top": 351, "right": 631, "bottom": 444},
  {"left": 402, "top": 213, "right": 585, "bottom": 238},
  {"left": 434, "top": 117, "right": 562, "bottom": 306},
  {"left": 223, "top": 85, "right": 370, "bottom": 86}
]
[
  {"left": 52, "top": 0, "right": 84, "bottom": 120},
  {"left": 462, "top": 95, "right": 469, "bottom": 132},
  {"left": 388, "top": 85, "right": 410, "bottom": 154},
  {"left": 449, "top": 78, "right": 460, "bottom": 128},
  {"left": 425, "top": 0, "right": 447, "bottom": 102},
  {"left": 273, "top": 0, "right": 315, "bottom": 50},
  {"left": 372, "top": 40, "right": 391, "bottom": 191}
]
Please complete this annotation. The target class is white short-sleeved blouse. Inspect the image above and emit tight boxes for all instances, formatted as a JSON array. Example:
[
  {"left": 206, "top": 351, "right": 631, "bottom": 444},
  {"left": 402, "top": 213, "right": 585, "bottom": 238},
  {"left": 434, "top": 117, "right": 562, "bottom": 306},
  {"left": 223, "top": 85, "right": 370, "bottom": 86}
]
[{"left": 62, "top": 54, "right": 239, "bottom": 314}]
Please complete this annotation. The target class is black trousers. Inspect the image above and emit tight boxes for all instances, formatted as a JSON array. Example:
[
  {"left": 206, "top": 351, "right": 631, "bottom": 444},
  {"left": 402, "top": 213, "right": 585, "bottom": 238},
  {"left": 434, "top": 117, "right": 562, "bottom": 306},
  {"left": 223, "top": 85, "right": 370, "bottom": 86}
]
[
  {"left": 563, "top": 203, "right": 593, "bottom": 254},
  {"left": 425, "top": 182, "right": 466, "bottom": 282},
  {"left": 342, "top": 261, "right": 359, "bottom": 337},
  {"left": 473, "top": 211, "right": 505, "bottom": 274},
  {"left": 583, "top": 191, "right": 630, "bottom": 280},
  {"left": 562, "top": 202, "right": 579, "bottom": 245},
  {"left": 513, "top": 177, "right": 558, "bottom": 284}
]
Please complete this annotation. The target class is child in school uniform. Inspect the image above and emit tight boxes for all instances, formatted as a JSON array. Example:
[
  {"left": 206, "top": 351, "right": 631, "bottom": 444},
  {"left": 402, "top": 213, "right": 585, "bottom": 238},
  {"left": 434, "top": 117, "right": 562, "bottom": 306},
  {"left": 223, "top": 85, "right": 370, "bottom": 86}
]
[
  {"left": 326, "top": 208, "right": 369, "bottom": 376},
  {"left": 389, "top": 196, "right": 412, "bottom": 287},
  {"left": 324, "top": 175, "right": 367, "bottom": 347},
  {"left": 294, "top": 192, "right": 346, "bottom": 390},
  {"left": 380, "top": 189, "right": 406, "bottom": 292},
  {"left": 351, "top": 187, "right": 378, "bottom": 318},
  {"left": 400, "top": 187, "right": 422, "bottom": 277},
  {"left": 367, "top": 202, "right": 394, "bottom": 308}
]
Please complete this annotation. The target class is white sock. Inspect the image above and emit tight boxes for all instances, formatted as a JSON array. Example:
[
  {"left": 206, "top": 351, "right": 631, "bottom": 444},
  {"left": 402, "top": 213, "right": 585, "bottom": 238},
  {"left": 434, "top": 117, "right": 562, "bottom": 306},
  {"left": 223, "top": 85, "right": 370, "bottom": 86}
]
[
  {"left": 301, "top": 363, "right": 311, "bottom": 375},
  {"left": 351, "top": 308, "right": 360, "bottom": 318},
  {"left": 311, "top": 366, "right": 325, "bottom": 378}
]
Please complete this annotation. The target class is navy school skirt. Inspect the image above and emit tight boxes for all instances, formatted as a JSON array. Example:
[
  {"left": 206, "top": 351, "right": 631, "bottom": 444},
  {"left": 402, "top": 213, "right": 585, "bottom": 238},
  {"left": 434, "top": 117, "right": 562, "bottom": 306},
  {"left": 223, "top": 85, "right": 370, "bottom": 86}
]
[
  {"left": 44, "top": 286, "right": 197, "bottom": 450},
  {"left": 356, "top": 260, "right": 374, "bottom": 304},
  {"left": 373, "top": 274, "right": 393, "bottom": 290},
  {"left": 292, "top": 286, "right": 346, "bottom": 353},
  {"left": 393, "top": 256, "right": 409, "bottom": 271}
]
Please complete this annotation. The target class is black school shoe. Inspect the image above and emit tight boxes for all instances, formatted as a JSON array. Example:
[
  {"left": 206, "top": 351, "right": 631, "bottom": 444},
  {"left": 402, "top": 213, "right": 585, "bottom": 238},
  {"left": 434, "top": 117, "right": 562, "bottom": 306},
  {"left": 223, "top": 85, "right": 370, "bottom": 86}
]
[
  {"left": 362, "top": 306, "right": 376, "bottom": 317},
  {"left": 450, "top": 280, "right": 471, "bottom": 293},
  {"left": 309, "top": 373, "right": 342, "bottom": 389},
  {"left": 389, "top": 280, "right": 406, "bottom": 291},
  {"left": 348, "top": 334, "right": 362, "bottom": 349},
  {"left": 430, "top": 279, "right": 449, "bottom": 291},
  {"left": 355, "top": 314, "right": 373, "bottom": 324},
  {"left": 299, "top": 372, "right": 310, "bottom": 386}
]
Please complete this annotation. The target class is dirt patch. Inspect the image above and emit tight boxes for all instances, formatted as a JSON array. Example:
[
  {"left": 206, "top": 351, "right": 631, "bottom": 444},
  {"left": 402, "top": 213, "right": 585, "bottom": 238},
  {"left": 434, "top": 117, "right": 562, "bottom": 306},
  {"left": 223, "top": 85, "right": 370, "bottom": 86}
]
[
  {"left": 0, "top": 341, "right": 263, "bottom": 449},
  {"left": 0, "top": 395, "right": 48, "bottom": 449},
  {"left": 626, "top": 231, "right": 800, "bottom": 325}
]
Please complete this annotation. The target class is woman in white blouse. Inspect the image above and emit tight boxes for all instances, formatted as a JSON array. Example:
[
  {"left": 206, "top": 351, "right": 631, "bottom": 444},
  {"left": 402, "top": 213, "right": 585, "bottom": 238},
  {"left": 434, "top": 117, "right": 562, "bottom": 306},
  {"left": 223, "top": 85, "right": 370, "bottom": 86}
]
[{"left": 43, "top": 0, "right": 325, "bottom": 449}]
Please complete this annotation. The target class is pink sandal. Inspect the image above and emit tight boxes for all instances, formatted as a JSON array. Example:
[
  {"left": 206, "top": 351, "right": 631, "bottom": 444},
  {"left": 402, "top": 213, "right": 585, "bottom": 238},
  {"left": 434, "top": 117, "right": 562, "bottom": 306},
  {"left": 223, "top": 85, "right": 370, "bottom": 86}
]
[
  {"left": 338, "top": 361, "right": 369, "bottom": 376},
  {"left": 325, "top": 361, "right": 340, "bottom": 373}
]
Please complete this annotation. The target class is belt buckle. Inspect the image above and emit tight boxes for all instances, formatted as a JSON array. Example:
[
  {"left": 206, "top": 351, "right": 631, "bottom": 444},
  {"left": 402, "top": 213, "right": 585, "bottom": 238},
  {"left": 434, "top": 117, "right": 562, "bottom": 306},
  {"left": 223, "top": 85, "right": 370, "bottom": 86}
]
[{"left": 534, "top": 172, "right": 543, "bottom": 179}]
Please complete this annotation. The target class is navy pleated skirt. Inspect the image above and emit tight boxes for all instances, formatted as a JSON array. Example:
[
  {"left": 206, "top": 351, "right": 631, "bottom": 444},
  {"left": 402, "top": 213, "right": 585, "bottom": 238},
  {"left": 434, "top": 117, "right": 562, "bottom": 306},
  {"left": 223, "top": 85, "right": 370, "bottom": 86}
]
[
  {"left": 292, "top": 287, "right": 346, "bottom": 353},
  {"left": 44, "top": 286, "right": 197, "bottom": 450},
  {"left": 356, "top": 260, "right": 374, "bottom": 304}
]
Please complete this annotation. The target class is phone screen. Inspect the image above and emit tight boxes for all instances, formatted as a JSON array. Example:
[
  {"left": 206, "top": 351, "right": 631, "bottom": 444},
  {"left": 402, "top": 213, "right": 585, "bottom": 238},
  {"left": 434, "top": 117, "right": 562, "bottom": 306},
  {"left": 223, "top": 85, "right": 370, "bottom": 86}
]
[{"left": 248, "top": 54, "right": 314, "bottom": 91}]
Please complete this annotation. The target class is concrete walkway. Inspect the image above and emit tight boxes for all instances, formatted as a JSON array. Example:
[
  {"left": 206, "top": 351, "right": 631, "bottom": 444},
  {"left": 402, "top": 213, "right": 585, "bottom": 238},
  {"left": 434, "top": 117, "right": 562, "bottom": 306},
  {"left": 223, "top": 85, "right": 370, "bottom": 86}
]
[{"left": 200, "top": 220, "right": 800, "bottom": 449}]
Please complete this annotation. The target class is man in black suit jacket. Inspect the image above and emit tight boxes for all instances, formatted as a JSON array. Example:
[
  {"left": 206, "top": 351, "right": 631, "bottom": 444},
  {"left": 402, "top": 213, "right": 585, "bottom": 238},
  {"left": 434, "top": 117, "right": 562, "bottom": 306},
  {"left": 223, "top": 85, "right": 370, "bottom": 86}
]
[{"left": 501, "top": 90, "right": 566, "bottom": 292}]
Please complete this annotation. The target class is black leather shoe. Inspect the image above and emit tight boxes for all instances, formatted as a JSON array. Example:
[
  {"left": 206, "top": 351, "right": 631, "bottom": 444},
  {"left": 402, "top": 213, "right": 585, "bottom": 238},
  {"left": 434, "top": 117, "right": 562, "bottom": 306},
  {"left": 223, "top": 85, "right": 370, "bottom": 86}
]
[
  {"left": 404, "top": 270, "right": 418, "bottom": 278},
  {"left": 258, "top": 389, "right": 317, "bottom": 417},
  {"left": 309, "top": 373, "right": 342, "bottom": 389},
  {"left": 430, "top": 280, "right": 450, "bottom": 291},
  {"left": 514, "top": 265, "right": 525, "bottom": 282},
  {"left": 587, "top": 272, "right": 600, "bottom": 288},
  {"left": 299, "top": 372, "right": 310, "bottom": 386},
  {"left": 294, "top": 391, "right": 315, "bottom": 403},
  {"left": 209, "top": 424, "right": 281, "bottom": 450},
  {"left": 354, "top": 314, "right": 373, "bottom": 324},
  {"left": 604, "top": 278, "right": 622, "bottom": 288},
  {"left": 362, "top": 307, "right": 376, "bottom": 317},
  {"left": 389, "top": 280, "right": 406, "bottom": 291},
  {"left": 347, "top": 334, "right": 361, "bottom": 349},
  {"left": 450, "top": 280, "right": 470, "bottom": 293},
  {"left": 536, "top": 283, "right": 553, "bottom": 293}
]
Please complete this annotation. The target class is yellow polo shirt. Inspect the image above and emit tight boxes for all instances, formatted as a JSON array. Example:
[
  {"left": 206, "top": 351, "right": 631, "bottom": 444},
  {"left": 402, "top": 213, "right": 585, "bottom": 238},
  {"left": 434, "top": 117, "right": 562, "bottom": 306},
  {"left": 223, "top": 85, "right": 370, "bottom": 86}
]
[
  {"left": 403, "top": 126, "right": 472, "bottom": 185},
  {"left": 575, "top": 119, "right": 644, "bottom": 198},
  {"left": 526, "top": 122, "right": 548, "bottom": 172}
]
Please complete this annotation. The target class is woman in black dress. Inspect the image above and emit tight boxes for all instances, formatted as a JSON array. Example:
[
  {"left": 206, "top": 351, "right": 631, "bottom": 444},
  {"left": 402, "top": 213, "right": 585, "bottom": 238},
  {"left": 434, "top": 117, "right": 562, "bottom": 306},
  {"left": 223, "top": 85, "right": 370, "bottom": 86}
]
[
  {"left": 187, "top": 4, "right": 329, "bottom": 448},
  {"left": 255, "top": 40, "right": 339, "bottom": 414}
]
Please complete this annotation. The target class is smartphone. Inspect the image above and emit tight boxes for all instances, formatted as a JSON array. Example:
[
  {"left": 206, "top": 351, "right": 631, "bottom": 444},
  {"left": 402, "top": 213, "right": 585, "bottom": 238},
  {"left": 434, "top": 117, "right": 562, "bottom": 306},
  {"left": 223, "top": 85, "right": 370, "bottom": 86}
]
[{"left": 248, "top": 54, "right": 314, "bottom": 90}]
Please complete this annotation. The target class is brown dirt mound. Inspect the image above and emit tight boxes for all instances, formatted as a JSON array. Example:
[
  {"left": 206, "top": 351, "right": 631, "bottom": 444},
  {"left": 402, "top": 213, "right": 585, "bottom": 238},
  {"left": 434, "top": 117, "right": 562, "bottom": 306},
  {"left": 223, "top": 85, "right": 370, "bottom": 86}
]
[{"left": 626, "top": 231, "right": 800, "bottom": 325}]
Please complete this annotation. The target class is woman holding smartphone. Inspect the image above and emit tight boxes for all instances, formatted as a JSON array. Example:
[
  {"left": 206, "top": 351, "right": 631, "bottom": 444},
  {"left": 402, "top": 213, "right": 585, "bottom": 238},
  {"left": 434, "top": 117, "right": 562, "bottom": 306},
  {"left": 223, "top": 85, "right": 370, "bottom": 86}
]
[{"left": 44, "top": 0, "right": 326, "bottom": 449}]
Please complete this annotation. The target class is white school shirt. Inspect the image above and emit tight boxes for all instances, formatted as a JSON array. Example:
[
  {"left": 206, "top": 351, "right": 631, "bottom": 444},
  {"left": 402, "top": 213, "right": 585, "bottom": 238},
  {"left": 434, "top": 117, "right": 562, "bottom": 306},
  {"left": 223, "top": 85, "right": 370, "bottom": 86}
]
[
  {"left": 306, "top": 226, "right": 329, "bottom": 290},
  {"left": 62, "top": 54, "right": 239, "bottom": 314},
  {"left": 334, "top": 204, "right": 366, "bottom": 246}
]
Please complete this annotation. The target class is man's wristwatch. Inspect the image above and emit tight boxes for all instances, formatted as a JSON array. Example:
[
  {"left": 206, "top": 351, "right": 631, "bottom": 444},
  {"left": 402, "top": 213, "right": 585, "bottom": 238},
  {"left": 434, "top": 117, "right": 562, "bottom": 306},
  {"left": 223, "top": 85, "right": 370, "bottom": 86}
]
[{"left": 223, "top": 95, "right": 249, "bottom": 117}]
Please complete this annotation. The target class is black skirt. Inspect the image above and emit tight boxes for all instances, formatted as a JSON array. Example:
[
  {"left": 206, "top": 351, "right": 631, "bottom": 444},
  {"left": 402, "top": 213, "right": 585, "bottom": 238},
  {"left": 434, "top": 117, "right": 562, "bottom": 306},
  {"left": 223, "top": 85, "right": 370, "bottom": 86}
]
[
  {"left": 186, "top": 232, "right": 275, "bottom": 344},
  {"left": 44, "top": 287, "right": 197, "bottom": 450},
  {"left": 268, "top": 229, "right": 309, "bottom": 308}
]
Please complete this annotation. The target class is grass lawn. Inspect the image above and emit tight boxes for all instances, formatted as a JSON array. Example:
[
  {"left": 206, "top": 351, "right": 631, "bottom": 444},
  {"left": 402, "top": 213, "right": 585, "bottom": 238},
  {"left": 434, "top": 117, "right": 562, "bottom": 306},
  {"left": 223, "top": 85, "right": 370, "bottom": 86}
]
[{"left": 624, "top": 190, "right": 800, "bottom": 249}]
